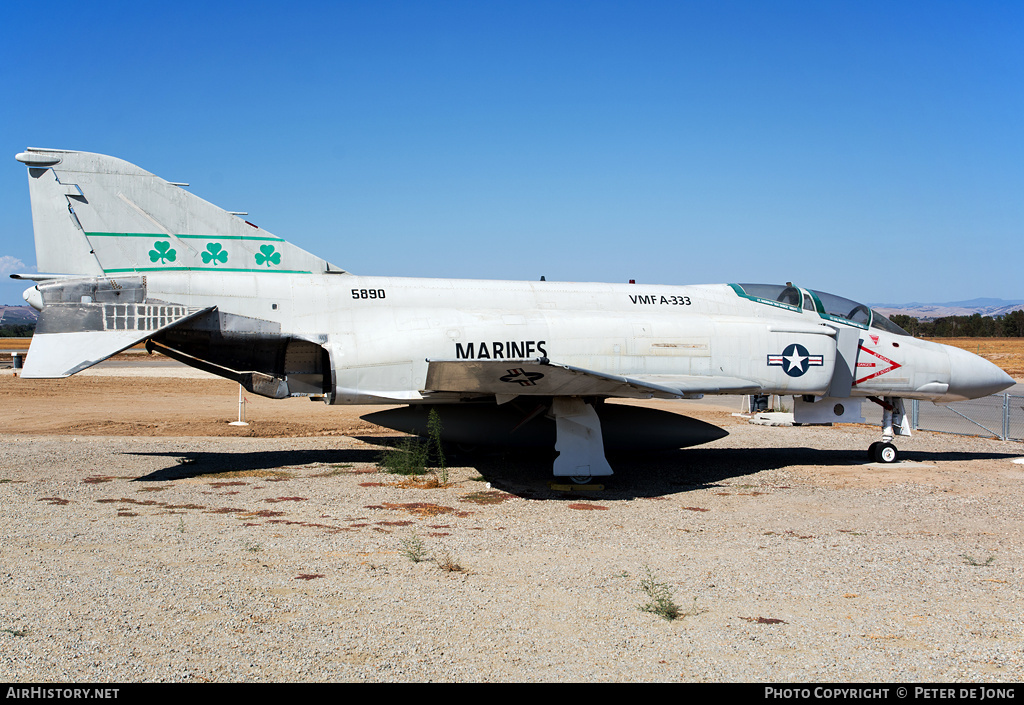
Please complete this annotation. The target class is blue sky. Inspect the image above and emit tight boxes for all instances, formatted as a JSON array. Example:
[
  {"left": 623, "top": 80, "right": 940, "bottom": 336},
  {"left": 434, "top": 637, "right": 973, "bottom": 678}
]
[{"left": 1, "top": 0, "right": 1021, "bottom": 307}]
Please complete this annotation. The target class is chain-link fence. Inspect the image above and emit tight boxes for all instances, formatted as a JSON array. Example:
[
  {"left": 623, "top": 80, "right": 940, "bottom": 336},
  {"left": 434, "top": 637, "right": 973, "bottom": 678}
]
[
  {"left": 862, "top": 394, "right": 1024, "bottom": 441},
  {"left": 1008, "top": 395, "right": 1024, "bottom": 441}
]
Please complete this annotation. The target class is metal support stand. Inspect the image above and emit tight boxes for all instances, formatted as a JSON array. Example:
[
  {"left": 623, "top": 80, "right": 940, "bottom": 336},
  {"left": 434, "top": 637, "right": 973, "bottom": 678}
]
[{"left": 229, "top": 384, "right": 249, "bottom": 426}]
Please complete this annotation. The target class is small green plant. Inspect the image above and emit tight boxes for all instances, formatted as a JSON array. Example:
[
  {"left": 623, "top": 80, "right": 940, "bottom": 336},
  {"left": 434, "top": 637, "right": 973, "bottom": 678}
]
[
  {"left": 245, "top": 541, "right": 262, "bottom": 553},
  {"left": 2, "top": 628, "right": 28, "bottom": 637},
  {"left": 426, "top": 408, "right": 447, "bottom": 484},
  {"left": 962, "top": 553, "right": 995, "bottom": 566},
  {"left": 638, "top": 566, "right": 683, "bottom": 621},
  {"left": 437, "top": 550, "right": 465, "bottom": 573},
  {"left": 400, "top": 532, "right": 429, "bottom": 563},
  {"left": 378, "top": 408, "right": 447, "bottom": 479},
  {"left": 379, "top": 436, "right": 429, "bottom": 475}
]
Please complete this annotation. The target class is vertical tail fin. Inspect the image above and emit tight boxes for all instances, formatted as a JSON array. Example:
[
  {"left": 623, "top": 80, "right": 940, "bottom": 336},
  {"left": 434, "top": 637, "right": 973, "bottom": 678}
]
[{"left": 15, "top": 148, "right": 343, "bottom": 276}]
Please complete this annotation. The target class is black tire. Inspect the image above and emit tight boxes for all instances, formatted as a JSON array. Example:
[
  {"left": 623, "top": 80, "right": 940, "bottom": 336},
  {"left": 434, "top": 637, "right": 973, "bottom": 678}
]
[{"left": 873, "top": 442, "right": 898, "bottom": 464}]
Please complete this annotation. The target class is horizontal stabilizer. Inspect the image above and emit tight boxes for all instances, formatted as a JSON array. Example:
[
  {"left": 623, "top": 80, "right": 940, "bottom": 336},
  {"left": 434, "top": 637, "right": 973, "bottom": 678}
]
[
  {"left": 9, "top": 273, "right": 77, "bottom": 282},
  {"left": 424, "top": 358, "right": 761, "bottom": 399},
  {"left": 21, "top": 303, "right": 213, "bottom": 378}
]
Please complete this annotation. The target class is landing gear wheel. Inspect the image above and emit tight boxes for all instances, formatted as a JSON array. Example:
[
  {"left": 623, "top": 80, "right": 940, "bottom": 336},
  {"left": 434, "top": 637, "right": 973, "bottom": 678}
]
[
  {"left": 570, "top": 476, "right": 593, "bottom": 485},
  {"left": 867, "top": 442, "right": 881, "bottom": 461},
  {"left": 872, "top": 442, "right": 898, "bottom": 464}
]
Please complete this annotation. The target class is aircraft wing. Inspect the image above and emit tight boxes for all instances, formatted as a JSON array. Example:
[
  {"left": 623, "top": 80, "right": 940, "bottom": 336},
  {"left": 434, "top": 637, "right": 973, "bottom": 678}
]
[{"left": 423, "top": 358, "right": 761, "bottom": 400}]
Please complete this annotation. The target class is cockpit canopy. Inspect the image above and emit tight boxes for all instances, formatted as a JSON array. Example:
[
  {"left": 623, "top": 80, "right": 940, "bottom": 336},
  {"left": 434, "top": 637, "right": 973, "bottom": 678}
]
[{"left": 729, "top": 283, "right": 909, "bottom": 336}]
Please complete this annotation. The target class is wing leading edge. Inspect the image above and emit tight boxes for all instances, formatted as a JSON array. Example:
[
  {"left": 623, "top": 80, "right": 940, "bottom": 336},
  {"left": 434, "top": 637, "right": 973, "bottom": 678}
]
[{"left": 423, "top": 358, "right": 761, "bottom": 400}]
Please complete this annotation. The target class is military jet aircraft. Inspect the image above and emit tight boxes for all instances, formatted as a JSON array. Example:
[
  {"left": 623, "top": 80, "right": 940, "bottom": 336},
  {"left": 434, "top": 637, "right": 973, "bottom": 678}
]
[{"left": 12, "top": 148, "right": 1015, "bottom": 481}]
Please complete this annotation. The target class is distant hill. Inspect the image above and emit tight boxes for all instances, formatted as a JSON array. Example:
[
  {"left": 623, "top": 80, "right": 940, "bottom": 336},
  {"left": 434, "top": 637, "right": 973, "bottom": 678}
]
[
  {"left": 0, "top": 305, "right": 38, "bottom": 325},
  {"left": 872, "top": 298, "right": 1024, "bottom": 320}
]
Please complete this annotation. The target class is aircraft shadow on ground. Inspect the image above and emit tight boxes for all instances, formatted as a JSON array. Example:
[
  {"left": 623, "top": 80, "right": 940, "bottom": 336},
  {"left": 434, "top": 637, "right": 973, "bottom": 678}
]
[
  {"left": 457, "top": 446, "right": 1021, "bottom": 500},
  {"left": 125, "top": 437, "right": 1021, "bottom": 501},
  {"left": 128, "top": 448, "right": 383, "bottom": 482}
]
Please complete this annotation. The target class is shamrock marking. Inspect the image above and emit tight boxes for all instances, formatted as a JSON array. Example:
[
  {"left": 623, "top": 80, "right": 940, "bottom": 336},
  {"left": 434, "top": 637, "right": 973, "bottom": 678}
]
[
  {"left": 255, "top": 244, "right": 281, "bottom": 267},
  {"left": 149, "top": 241, "right": 177, "bottom": 264},
  {"left": 201, "top": 243, "right": 228, "bottom": 265}
]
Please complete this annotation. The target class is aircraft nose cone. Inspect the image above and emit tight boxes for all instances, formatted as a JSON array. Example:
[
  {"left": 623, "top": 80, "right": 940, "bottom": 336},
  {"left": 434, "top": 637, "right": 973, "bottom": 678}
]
[{"left": 945, "top": 346, "right": 1015, "bottom": 401}]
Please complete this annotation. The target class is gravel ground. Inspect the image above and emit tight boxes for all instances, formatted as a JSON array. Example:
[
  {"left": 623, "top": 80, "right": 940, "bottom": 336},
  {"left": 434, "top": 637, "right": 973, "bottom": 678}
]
[{"left": 2, "top": 408, "right": 1023, "bottom": 683}]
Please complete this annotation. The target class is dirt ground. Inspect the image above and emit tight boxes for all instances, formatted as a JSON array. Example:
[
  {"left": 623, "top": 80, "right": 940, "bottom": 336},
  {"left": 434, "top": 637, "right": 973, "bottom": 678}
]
[
  {"left": 0, "top": 369, "right": 396, "bottom": 439},
  {"left": 0, "top": 364, "right": 753, "bottom": 443}
]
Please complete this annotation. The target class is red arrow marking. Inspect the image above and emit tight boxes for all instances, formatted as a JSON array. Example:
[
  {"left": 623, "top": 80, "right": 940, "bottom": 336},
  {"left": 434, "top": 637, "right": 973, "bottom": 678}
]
[{"left": 854, "top": 345, "right": 902, "bottom": 385}]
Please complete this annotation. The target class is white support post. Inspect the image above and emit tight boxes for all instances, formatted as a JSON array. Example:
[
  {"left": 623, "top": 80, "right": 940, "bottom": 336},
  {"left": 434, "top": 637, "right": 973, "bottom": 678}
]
[{"left": 229, "top": 384, "right": 249, "bottom": 426}]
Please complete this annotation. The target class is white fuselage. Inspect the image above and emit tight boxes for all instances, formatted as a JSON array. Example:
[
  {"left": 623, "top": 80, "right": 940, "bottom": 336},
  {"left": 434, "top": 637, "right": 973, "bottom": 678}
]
[{"left": 140, "top": 272, "right": 992, "bottom": 405}]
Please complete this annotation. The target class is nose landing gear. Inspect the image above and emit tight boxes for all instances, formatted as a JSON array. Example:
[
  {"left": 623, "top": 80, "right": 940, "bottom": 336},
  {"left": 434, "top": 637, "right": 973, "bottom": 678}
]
[{"left": 867, "top": 396, "right": 910, "bottom": 464}]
